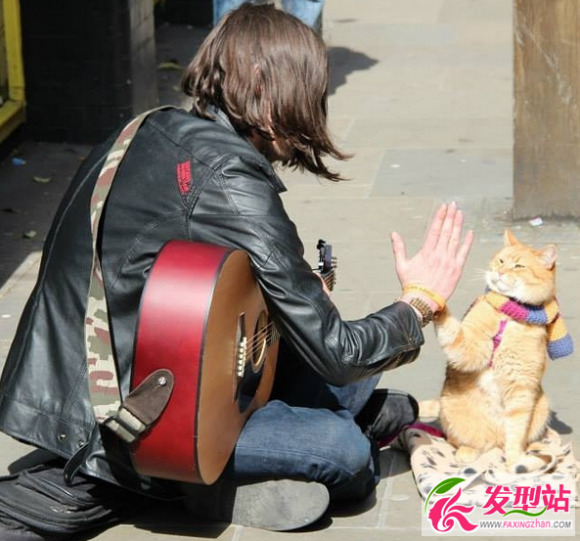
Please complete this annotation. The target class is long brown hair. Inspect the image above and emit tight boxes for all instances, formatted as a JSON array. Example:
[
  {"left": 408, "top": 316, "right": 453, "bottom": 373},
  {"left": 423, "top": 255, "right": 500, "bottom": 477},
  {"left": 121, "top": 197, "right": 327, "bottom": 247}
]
[{"left": 182, "top": 3, "right": 349, "bottom": 181}]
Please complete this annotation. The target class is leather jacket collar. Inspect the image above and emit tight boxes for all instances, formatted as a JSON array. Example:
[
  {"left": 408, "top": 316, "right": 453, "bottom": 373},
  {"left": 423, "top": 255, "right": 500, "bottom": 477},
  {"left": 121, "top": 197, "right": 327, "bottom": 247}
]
[{"left": 203, "top": 106, "right": 287, "bottom": 194}]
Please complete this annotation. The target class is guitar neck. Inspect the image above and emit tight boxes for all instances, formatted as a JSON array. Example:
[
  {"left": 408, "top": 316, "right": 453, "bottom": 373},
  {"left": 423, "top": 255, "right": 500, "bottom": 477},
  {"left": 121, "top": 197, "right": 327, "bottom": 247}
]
[
  {"left": 320, "top": 269, "right": 336, "bottom": 292},
  {"left": 316, "top": 239, "right": 337, "bottom": 292}
]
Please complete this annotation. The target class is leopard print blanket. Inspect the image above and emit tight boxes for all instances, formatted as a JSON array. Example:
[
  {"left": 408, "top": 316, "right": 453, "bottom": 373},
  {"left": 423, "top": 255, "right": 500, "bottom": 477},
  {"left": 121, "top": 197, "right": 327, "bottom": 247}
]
[{"left": 393, "top": 422, "right": 579, "bottom": 508}]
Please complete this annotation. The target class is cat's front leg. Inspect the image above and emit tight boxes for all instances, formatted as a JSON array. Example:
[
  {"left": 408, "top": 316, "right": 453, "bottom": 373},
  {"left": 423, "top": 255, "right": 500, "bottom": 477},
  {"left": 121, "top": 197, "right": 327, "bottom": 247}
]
[
  {"left": 433, "top": 307, "right": 461, "bottom": 347},
  {"left": 434, "top": 308, "right": 490, "bottom": 372},
  {"left": 504, "top": 387, "right": 548, "bottom": 474},
  {"left": 418, "top": 398, "right": 440, "bottom": 418}
]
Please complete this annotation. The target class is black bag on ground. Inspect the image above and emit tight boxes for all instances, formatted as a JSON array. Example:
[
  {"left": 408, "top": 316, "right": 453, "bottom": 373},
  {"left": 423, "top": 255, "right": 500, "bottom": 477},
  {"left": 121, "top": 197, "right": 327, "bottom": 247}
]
[{"left": 0, "top": 460, "right": 151, "bottom": 540}]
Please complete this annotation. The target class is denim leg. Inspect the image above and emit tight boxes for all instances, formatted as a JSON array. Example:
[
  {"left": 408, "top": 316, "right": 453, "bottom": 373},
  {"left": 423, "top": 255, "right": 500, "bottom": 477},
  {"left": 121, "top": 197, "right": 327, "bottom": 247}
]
[
  {"left": 229, "top": 400, "right": 376, "bottom": 500},
  {"left": 325, "top": 374, "right": 381, "bottom": 417},
  {"left": 281, "top": 0, "right": 325, "bottom": 28},
  {"left": 213, "top": 0, "right": 244, "bottom": 25},
  {"left": 213, "top": 0, "right": 325, "bottom": 28}
]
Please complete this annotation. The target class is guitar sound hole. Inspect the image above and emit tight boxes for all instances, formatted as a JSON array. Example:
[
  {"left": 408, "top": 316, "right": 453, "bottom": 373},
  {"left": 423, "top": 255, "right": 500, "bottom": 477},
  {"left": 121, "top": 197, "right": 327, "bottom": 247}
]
[
  {"left": 236, "top": 311, "right": 269, "bottom": 413},
  {"left": 251, "top": 311, "right": 268, "bottom": 372}
]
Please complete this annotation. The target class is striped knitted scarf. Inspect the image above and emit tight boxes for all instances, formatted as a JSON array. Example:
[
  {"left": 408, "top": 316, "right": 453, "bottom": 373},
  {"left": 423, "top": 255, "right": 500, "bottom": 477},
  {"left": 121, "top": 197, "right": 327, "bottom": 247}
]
[{"left": 484, "top": 290, "right": 574, "bottom": 360}]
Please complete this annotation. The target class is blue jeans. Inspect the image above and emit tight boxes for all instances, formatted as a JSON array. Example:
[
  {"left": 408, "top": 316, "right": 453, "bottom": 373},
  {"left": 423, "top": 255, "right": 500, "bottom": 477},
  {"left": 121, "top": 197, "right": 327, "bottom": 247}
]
[
  {"left": 213, "top": 0, "right": 324, "bottom": 29},
  {"left": 228, "top": 373, "right": 382, "bottom": 500}
]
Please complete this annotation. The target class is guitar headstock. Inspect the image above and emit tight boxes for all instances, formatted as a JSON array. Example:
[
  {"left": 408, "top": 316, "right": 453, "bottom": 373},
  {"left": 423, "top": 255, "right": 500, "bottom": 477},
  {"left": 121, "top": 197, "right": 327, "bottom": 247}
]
[{"left": 316, "top": 239, "right": 337, "bottom": 292}]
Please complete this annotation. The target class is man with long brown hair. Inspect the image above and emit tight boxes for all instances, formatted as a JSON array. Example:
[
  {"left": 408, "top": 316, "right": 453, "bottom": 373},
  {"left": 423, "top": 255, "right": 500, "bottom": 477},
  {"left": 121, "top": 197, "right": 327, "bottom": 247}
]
[{"left": 0, "top": 4, "right": 472, "bottom": 537}]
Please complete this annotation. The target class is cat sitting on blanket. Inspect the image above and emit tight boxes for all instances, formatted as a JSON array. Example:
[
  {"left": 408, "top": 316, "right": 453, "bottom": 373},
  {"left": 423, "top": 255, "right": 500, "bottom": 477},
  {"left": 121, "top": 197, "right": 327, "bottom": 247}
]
[{"left": 421, "top": 229, "right": 574, "bottom": 474}]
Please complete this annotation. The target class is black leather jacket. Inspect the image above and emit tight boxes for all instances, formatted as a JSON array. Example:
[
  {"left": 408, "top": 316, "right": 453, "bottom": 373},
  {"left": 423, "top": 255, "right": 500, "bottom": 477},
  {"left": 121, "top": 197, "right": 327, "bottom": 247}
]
[{"left": 0, "top": 108, "right": 423, "bottom": 497}]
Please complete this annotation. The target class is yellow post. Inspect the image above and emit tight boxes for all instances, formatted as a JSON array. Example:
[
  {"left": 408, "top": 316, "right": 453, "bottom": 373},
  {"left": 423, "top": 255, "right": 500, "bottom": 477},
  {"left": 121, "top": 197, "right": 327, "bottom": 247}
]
[{"left": 0, "top": 0, "right": 25, "bottom": 143}]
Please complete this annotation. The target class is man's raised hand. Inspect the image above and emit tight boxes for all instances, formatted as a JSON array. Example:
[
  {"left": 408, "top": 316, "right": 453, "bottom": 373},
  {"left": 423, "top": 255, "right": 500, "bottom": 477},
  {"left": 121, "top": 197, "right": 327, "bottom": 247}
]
[{"left": 391, "top": 202, "right": 474, "bottom": 308}]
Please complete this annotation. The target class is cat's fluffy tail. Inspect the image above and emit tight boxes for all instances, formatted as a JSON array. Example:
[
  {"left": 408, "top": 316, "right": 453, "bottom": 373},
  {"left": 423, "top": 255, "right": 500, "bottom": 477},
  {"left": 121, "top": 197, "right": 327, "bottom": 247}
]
[{"left": 418, "top": 398, "right": 440, "bottom": 418}]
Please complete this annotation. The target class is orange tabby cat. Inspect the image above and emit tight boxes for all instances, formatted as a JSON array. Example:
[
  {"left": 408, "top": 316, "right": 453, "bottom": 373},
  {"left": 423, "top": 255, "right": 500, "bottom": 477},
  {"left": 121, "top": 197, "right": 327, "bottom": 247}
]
[{"left": 426, "top": 229, "right": 573, "bottom": 474}]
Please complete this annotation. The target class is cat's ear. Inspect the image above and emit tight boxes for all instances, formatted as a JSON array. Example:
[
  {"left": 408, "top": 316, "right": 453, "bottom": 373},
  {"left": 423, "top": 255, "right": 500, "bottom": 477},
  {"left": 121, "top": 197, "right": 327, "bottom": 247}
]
[
  {"left": 539, "top": 244, "right": 558, "bottom": 269},
  {"left": 504, "top": 229, "right": 520, "bottom": 247}
]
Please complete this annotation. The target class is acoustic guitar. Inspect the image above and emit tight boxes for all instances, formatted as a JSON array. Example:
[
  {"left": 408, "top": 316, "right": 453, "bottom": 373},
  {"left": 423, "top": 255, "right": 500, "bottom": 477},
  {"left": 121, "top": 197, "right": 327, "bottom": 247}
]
[{"left": 130, "top": 239, "right": 336, "bottom": 484}]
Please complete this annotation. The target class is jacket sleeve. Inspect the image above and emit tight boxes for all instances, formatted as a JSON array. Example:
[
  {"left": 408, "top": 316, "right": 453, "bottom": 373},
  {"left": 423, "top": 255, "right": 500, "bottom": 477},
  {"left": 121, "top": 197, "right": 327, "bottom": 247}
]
[{"left": 190, "top": 155, "right": 425, "bottom": 386}]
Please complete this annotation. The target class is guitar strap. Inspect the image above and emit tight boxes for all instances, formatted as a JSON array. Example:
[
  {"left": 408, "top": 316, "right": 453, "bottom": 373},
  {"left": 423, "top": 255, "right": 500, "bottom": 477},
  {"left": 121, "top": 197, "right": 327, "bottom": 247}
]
[{"left": 84, "top": 107, "right": 175, "bottom": 444}]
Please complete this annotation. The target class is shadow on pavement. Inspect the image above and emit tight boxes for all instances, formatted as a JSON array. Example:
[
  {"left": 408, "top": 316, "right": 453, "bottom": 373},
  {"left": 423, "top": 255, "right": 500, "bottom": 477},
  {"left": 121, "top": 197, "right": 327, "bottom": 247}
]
[
  {"left": 328, "top": 46, "right": 379, "bottom": 95},
  {"left": 0, "top": 142, "right": 89, "bottom": 290},
  {"left": 130, "top": 503, "right": 230, "bottom": 540},
  {"left": 550, "top": 411, "right": 573, "bottom": 435}
]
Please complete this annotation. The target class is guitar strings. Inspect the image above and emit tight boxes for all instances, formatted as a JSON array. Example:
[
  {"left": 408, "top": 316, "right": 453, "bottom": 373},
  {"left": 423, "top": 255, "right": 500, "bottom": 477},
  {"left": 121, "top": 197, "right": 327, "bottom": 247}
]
[{"left": 243, "top": 321, "right": 277, "bottom": 360}]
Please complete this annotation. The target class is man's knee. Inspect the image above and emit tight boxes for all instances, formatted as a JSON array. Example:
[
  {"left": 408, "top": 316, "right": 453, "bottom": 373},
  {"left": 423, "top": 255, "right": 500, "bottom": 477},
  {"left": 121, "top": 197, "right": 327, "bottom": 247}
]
[
  {"left": 321, "top": 411, "right": 372, "bottom": 476},
  {"left": 233, "top": 401, "right": 373, "bottom": 488}
]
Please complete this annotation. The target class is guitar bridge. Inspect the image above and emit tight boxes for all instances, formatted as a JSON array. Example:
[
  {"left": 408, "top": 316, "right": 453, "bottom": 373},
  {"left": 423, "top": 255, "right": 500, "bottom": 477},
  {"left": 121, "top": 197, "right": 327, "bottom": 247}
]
[{"left": 236, "top": 336, "right": 247, "bottom": 378}]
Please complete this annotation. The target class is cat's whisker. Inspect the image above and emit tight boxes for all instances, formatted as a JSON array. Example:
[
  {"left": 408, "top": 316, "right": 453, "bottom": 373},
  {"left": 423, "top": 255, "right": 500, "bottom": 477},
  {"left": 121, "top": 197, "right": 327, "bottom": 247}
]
[{"left": 468, "top": 269, "right": 487, "bottom": 282}]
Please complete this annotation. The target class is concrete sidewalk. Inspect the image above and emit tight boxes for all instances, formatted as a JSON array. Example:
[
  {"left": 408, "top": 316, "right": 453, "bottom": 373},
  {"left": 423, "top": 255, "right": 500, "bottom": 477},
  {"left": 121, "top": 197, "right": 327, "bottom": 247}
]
[{"left": 1, "top": 1, "right": 579, "bottom": 539}]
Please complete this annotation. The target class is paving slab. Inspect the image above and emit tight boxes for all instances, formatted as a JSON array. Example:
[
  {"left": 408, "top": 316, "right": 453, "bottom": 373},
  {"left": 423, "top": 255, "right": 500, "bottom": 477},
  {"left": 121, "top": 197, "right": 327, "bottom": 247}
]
[
  {"left": 344, "top": 116, "right": 512, "bottom": 149},
  {"left": 372, "top": 148, "right": 513, "bottom": 198},
  {"left": 327, "top": 0, "right": 447, "bottom": 25},
  {"left": 281, "top": 147, "right": 385, "bottom": 189},
  {"left": 439, "top": 0, "right": 511, "bottom": 23}
]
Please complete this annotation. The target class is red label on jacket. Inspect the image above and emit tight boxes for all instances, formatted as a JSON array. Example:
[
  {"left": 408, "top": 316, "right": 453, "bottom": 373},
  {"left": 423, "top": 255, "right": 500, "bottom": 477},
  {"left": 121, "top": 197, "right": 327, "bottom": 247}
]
[{"left": 177, "top": 161, "right": 192, "bottom": 195}]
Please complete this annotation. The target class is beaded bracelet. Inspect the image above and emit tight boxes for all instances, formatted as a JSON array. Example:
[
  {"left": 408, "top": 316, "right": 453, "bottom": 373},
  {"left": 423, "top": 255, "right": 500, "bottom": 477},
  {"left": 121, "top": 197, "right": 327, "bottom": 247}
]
[
  {"left": 407, "top": 297, "right": 434, "bottom": 327},
  {"left": 402, "top": 284, "right": 446, "bottom": 311}
]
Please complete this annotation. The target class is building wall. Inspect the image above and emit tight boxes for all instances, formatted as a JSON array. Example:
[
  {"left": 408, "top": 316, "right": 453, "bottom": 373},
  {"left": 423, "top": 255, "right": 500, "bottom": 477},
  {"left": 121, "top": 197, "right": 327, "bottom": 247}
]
[{"left": 20, "top": 0, "right": 158, "bottom": 143}]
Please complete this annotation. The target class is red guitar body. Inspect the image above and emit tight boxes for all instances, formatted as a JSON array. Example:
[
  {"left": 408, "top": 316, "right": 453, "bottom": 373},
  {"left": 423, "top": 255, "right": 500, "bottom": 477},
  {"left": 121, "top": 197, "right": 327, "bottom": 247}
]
[{"left": 131, "top": 241, "right": 277, "bottom": 484}]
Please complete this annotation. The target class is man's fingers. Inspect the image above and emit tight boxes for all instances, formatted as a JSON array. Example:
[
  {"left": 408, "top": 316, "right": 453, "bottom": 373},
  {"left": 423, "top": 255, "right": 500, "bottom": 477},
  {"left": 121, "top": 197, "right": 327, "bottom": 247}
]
[
  {"left": 447, "top": 209, "right": 464, "bottom": 254},
  {"left": 391, "top": 231, "right": 407, "bottom": 266},
  {"left": 317, "top": 273, "right": 331, "bottom": 296},
  {"left": 435, "top": 201, "right": 457, "bottom": 251},
  {"left": 456, "top": 229, "right": 475, "bottom": 267},
  {"left": 423, "top": 203, "right": 447, "bottom": 252}
]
